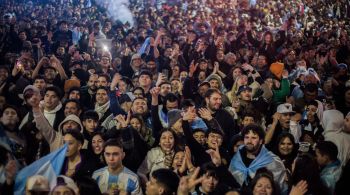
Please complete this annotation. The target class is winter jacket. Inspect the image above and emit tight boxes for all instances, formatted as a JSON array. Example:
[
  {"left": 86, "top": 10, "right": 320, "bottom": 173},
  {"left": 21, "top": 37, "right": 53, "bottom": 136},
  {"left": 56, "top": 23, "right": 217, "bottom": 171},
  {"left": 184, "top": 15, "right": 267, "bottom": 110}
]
[{"left": 322, "top": 110, "right": 350, "bottom": 167}]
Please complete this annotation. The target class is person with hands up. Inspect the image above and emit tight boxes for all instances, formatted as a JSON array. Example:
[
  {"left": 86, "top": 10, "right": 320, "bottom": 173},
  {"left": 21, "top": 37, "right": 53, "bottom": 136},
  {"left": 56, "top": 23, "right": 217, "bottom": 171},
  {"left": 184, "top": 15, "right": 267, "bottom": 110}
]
[{"left": 177, "top": 167, "right": 204, "bottom": 195}]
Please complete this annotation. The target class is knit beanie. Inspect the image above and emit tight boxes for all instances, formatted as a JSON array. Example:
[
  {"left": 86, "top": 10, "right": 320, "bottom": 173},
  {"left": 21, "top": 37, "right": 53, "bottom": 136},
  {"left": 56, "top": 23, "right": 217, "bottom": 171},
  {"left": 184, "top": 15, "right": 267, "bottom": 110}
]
[
  {"left": 269, "top": 62, "right": 284, "bottom": 79},
  {"left": 167, "top": 109, "right": 183, "bottom": 128}
]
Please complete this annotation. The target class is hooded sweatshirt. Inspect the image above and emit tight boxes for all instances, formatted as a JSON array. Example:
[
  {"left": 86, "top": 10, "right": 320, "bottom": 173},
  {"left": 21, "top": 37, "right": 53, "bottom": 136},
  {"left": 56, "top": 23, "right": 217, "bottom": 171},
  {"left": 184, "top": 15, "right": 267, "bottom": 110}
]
[
  {"left": 33, "top": 110, "right": 86, "bottom": 152},
  {"left": 322, "top": 110, "right": 350, "bottom": 167}
]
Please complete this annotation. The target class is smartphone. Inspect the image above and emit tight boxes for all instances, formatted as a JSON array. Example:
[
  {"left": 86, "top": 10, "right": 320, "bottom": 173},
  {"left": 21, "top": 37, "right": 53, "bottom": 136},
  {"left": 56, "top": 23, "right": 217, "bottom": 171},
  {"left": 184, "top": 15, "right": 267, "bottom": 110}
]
[{"left": 162, "top": 69, "right": 169, "bottom": 80}]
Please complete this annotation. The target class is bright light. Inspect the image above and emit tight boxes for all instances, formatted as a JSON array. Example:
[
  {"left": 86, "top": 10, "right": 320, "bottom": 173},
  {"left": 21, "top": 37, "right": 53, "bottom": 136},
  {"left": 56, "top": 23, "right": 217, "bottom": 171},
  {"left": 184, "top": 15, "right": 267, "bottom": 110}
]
[{"left": 103, "top": 45, "right": 109, "bottom": 51}]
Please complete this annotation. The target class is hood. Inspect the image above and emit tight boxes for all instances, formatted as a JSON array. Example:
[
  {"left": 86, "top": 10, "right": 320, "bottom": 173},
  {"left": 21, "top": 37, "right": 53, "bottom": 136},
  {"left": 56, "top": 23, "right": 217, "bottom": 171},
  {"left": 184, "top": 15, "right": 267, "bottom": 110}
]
[
  {"left": 205, "top": 74, "right": 226, "bottom": 92},
  {"left": 322, "top": 110, "right": 344, "bottom": 133},
  {"left": 58, "top": 114, "right": 83, "bottom": 133}
]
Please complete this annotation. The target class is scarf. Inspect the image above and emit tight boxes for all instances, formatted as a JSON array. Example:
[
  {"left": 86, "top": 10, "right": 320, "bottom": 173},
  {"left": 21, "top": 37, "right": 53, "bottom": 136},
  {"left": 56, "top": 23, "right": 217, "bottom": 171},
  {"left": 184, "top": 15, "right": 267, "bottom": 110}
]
[
  {"left": 229, "top": 145, "right": 273, "bottom": 183},
  {"left": 163, "top": 150, "right": 175, "bottom": 168},
  {"left": 95, "top": 101, "right": 110, "bottom": 119}
]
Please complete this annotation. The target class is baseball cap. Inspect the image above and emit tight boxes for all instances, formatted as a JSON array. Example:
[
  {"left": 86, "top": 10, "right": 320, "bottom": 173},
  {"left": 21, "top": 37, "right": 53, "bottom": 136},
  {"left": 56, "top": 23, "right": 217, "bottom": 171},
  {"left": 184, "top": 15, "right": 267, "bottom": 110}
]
[
  {"left": 198, "top": 81, "right": 210, "bottom": 88},
  {"left": 22, "top": 85, "right": 40, "bottom": 100},
  {"left": 277, "top": 103, "right": 295, "bottom": 114},
  {"left": 236, "top": 85, "right": 252, "bottom": 95},
  {"left": 337, "top": 63, "right": 348, "bottom": 69}
]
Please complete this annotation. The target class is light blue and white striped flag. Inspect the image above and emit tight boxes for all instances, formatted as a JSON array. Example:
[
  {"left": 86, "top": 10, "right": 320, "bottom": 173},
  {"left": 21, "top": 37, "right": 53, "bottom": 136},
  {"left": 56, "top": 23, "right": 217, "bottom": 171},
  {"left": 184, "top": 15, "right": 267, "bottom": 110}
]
[{"left": 14, "top": 144, "right": 67, "bottom": 195}]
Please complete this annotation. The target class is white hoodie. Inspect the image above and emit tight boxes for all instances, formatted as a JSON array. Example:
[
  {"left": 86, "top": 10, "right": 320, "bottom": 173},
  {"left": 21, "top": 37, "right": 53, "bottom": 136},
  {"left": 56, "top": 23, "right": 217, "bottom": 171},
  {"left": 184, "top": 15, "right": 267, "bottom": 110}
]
[{"left": 322, "top": 110, "right": 350, "bottom": 167}]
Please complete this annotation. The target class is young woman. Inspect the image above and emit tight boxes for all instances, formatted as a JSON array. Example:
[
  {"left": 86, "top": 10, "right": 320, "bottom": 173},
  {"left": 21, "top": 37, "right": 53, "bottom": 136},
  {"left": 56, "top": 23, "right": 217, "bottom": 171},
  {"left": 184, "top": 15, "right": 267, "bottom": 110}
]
[
  {"left": 129, "top": 114, "right": 154, "bottom": 148},
  {"left": 291, "top": 154, "right": 328, "bottom": 195},
  {"left": 137, "top": 129, "right": 177, "bottom": 184},
  {"left": 274, "top": 133, "right": 298, "bottom": 171},
  {"left": 249, "top": 170, "right": 279, "bottom": 195}
]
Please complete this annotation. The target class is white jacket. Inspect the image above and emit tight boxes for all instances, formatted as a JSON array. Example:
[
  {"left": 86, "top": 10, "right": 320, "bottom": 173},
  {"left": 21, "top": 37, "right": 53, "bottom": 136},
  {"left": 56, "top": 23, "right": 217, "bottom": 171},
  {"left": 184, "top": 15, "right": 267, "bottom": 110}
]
[{"left": 322, "top": 110, "right": 350, "bottom": 167}]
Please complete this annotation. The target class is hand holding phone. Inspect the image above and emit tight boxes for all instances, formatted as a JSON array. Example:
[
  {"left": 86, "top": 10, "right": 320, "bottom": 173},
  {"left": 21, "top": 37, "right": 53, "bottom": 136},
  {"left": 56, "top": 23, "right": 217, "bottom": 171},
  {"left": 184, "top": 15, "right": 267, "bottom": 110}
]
[{"left": 162, "top": 69, "right": 169, "bottom": 80}]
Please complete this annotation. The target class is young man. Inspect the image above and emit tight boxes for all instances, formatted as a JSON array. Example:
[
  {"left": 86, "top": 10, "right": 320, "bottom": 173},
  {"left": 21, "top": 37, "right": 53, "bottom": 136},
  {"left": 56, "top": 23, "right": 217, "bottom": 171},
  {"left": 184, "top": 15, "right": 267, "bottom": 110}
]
[
  {"left": 315, "top": 141, "right": 342, "bottom": 195},
  {"left": 94, "top": 86, "right": 113, "bottom": 131},
  {"left": 63, "top": 99, "right": 82, "bottom": 117},
  {"left": 229, "top": 124, "right": 286, "bottom": 191},
  {"left": 43, "top": 86, "right": 65, "bottom": 130},
  {"left": 92, "top": 139, "right": 142, "bottom": 195},
  {"left": 265, "top": 103, "right": 295, "bottom": 150},
  {"left": 145, "top": 168, "right": 179, "bottom": 195},
  {"left": 81, "top": 110, "right": 99, "bottom": 141},
  {"left": 80, "top": 73, "right": 98, "bottom": 110},
  {"left": 204, "top": 88, "right": 238, "bottom": 146},
  {"left": 62, "top": 129, "right": 100, "bottom": 178}
]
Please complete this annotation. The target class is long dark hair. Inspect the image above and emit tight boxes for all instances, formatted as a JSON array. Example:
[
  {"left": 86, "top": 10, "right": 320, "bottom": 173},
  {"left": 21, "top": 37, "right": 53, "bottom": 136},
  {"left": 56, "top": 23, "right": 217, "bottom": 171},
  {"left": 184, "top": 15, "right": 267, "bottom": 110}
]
[
  {"left": 274, "top": 133, "right": 298, "bottom": 170},
  {"left": 291, "top": 154, "right": 328, "bottom": 195},
  {"left": 248, "top": 168, "right": 279, "bottom": 195}
]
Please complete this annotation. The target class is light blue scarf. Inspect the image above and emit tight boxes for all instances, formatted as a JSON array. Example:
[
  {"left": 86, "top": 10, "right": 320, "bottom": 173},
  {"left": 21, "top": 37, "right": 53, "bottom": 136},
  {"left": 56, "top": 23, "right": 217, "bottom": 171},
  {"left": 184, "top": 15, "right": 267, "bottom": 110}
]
[{"left": 229, "top": 145, "right": 273, "bottom": 183}]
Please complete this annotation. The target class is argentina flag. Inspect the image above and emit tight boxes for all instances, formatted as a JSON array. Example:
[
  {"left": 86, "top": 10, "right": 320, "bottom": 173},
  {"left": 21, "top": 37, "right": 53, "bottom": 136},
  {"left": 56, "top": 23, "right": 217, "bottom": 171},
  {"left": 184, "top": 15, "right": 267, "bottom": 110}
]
[{"left": 14, "top": 144, "right": 67, "bottom": 195}]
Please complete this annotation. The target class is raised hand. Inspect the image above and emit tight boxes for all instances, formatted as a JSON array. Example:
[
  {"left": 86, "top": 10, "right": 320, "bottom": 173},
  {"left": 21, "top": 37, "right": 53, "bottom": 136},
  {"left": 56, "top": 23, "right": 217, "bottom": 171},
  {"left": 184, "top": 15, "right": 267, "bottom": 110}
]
[
  {"left": 114, "top": 114, "right": 129, "bottom": 129},
  {"left": 212, "top": 62, "right": 219, "bottom": 74},
  {"left": 111, "top": 73, "right": 122, "bottom": 90},
  {"left": 272, "top": 112, "right": 281, "bottom": 124},
  {"left": 198, "top": 108, "right": 213, "bottom": 121},
  {"left": 206, "top": 144, "right": 221, "bottom": 166},
  {"left": 182, "top": 110, "right": 196, "bottom": 122},
  {"left": 289, "top": 180, "right": 308, "bottom": 195},
  {"left": 185, "top": 146, "right": 195, "bottom": 171},
  {"left": 177, "top": 167, "right": 204, "bottom": 195},
  {"left": 282, "top": 69, "right": 289, "bottom": 78},
  {"left": 156, "top": 73, "right": 166, "bottom": 86},
  {"left": 189, "top": 61, "right": 198, "bottom": 77},
  {"left": 150, "top": 87, "right": 160, "bottom": 98}
]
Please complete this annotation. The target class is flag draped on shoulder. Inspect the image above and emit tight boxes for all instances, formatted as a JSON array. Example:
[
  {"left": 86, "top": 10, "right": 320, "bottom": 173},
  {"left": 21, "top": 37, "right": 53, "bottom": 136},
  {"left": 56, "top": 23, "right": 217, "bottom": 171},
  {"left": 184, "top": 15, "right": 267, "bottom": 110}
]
[{"left": 14, "top": 144, "right": 67, "bottom": 195}]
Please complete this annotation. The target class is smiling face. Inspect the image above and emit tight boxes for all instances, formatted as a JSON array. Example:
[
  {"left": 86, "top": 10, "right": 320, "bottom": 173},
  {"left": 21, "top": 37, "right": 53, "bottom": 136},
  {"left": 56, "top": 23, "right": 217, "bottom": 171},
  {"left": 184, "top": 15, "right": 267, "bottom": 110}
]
[
  {"left": 201, "top": 173, "right": 219, "bottom": 193},
  {"left": 207, "top": 132, "right": 223, "bottom": 149},
  {"left": 130, "top": 117, "right": 142, "bottom": 131},
  {"left": 253, "top": 177, "right": 273, "bottom": 195},
  {"left": 206, "top": 92, "right": 222, "bottom": 111},
  {"left": 278, "top": 136, "right": 294, "bottom": 156},
  {"left": 44, "top": 90, "right": 60, "bottom": 111},
  {"left": 95, "top": 88, "right": 109, "bottom": 106},
  {"left": 159, "top": 131, "right": 175, "bottom": 152},
  {"left": 131, "top": 98, "right": 148, "bottom": 115},
  {"left": 172, "top": 151, "right": 185, "bottom": 170}
]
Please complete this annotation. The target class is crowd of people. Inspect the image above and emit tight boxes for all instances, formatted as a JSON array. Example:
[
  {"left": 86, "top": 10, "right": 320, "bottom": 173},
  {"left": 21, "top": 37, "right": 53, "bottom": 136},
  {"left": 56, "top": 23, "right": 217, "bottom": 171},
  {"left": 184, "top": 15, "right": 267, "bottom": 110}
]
[{"left": 0, "top": 0, "right": 350, "bottom": 194}]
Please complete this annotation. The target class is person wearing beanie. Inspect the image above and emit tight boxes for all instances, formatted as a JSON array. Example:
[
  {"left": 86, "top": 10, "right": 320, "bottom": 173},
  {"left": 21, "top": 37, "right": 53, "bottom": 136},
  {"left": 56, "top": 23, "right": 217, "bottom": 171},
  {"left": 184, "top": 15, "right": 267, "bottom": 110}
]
[
  {"left": 120, "top": 51, "right": 144, "bottom": 78},
  {"left": 271, "top": 68, "right": 290, "bottom": 107},
  {"left": 167, "top": 109, "right": 183, "bottom": 130},
  {"left": 27, "top": 89, "right": 87, "bottom": 152},
  {"left": 270, "top": 62, "right": 284, "bottom": 80}
]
